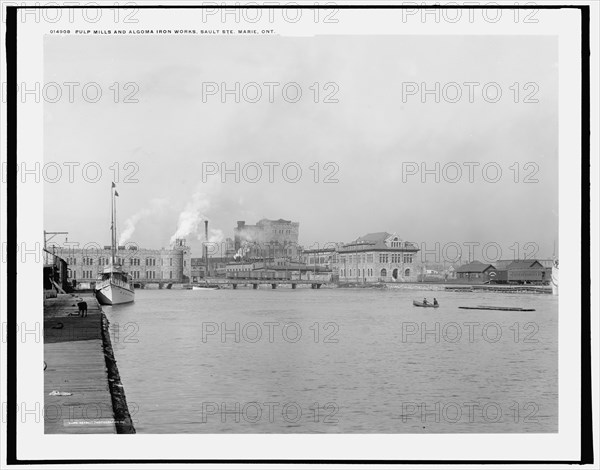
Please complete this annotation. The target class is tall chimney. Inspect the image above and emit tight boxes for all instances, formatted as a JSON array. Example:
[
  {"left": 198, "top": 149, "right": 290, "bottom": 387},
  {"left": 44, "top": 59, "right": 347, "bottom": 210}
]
[{"left": 204, "top": 220, "right": 209, "bottom": 277}]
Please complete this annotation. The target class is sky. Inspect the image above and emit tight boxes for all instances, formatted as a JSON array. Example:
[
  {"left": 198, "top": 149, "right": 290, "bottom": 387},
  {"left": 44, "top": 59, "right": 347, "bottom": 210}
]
[{"left": 44, "top": 34, "right": 558, "bottom": 262}]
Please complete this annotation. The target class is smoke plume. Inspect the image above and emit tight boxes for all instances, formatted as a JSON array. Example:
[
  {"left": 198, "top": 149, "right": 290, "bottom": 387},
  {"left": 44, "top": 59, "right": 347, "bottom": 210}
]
[{"left": 119, "top": 199, "right": 167, "bottom": 246}]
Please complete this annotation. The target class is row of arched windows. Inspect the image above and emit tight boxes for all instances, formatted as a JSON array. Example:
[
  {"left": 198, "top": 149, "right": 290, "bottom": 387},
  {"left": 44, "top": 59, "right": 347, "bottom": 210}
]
[{"left": 341, "top": 267, "right": 411, "bottom": 278}]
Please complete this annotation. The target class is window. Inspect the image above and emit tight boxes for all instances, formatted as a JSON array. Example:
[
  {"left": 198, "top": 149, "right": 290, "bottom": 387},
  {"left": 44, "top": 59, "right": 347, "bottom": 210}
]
[
  {"left": 380, "top": 268, "right": 387, "bottom": 277},
  {"left": 405, "top": 268, "right": 411, "bottom": 276},
  {"left": 169, "top": 258, "right": 172, "bottom": 266},
  {"left": 403, "top": 253, "right": 413, "bottom": 263},
  {"left": 169, "top": 271, "right": 172, "bottom": 279}
]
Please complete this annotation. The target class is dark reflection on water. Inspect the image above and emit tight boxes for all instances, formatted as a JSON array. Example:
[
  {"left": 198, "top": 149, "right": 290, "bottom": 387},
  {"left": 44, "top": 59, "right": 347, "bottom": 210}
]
[{"left": 105, "top": 288, "right": 557, "bottom": 433}]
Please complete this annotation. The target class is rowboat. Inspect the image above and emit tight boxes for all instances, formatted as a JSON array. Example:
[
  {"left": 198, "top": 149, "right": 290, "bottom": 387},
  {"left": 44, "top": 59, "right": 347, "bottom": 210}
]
[{"left": 413, "top": 300, "right": 439, "bottom": 308}]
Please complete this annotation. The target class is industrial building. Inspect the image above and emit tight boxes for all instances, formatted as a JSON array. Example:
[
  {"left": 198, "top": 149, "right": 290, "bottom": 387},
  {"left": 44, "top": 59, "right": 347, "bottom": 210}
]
[
  {"left": 234, "top": 219, "right": 300, "bottom": 260},
  {"left": 51, "top": 239, "right": 192, "bottom": 287}
]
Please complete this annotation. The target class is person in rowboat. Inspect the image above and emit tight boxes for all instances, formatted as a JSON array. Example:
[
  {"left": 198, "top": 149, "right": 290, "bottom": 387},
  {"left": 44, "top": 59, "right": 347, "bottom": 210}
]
[
  {"left": 422, "top": 298, "right": 429, "bottom": 305},
  {"left": 433, "top": 298, "right": 439, "bottom": 306}
]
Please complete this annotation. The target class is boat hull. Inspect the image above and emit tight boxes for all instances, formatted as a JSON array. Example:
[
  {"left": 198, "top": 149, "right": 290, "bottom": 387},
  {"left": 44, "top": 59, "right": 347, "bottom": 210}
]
[
  {"left": 96, "top": 283, "right": 135, "bottom": 305},
  {"left": 413, "top": 301, "right": 438, "bottom": 308}
]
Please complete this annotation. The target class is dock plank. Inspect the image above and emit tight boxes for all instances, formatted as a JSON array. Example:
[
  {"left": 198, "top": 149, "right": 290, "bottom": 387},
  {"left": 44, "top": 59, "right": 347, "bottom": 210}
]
[{"left": 44, "top": 293, "right": 116, "bottom": 434}]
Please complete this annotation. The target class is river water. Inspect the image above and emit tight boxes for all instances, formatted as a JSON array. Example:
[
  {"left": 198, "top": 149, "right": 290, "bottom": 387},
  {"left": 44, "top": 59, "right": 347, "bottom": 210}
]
[{"left": 105, "top": 287, "right": 557, "bottom": 433}]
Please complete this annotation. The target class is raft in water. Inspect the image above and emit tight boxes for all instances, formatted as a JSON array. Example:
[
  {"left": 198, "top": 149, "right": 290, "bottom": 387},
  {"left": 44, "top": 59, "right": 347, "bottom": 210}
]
[{"left": 458, "top": 306, "right": 535, "bottom": 312}]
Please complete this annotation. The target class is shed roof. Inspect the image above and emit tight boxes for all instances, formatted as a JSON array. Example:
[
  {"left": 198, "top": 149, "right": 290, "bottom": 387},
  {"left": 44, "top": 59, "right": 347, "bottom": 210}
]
[
  {"left": 456, "top": 261, "right": 496, "bottom": 273},
  {"left": 506, "top": 260, "right": 544, "bottom": 270}
]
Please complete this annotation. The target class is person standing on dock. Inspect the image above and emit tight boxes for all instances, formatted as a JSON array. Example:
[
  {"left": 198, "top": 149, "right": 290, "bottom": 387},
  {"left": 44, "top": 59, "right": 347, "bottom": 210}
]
[{"left": 77, "top": 299, "right": 88, "bottom": 317}]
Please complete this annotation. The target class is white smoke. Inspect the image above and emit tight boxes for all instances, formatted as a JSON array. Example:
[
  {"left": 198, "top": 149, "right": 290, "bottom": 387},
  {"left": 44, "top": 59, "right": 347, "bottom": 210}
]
[
  {"left": 119, "top": 199, "right": 167, "bottom": 246},
  {"left": 169, "top": 191, "right": 210, "bottom": 246},
  {"left": 208, "top": 228, "right": 224, "bottom": 243},
  {"left": 233, "top": 240, "right": 252, "bottom": 260}
]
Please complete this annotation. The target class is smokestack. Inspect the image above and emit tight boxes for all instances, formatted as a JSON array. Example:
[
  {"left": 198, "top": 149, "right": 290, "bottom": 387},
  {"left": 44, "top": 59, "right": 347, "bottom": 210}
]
[{"left": 204, "top": 220, "right": 209, "bottom": 277}]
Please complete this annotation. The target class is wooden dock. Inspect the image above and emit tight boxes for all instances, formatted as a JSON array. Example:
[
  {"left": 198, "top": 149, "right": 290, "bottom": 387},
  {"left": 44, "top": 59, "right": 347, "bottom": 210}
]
[
  {"left": 44, "top": 293, "right": 134, "bottom": 434},
  {"left": 445, "top": 284, "right": 551, "bottom": 294},
  {"left": 203, "top": 278, "right": 328, "bottom": 289}
]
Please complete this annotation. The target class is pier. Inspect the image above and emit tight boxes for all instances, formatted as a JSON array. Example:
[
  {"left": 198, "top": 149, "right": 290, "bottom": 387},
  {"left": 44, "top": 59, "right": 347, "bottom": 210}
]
[
  {"left": 44, "top": 293, "right": 135, "bottom": 434},
  {"left": 444, "top": 284, "right": 552, "bottom": 294},
  {"left": 203, "top": 278, "right": 326, "bottom": 289}
]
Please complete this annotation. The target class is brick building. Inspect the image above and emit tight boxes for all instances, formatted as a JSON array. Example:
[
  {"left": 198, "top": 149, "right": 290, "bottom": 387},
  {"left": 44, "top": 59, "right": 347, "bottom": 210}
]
[{"left": 335, "top": 232, "right": 420, "bottom": 283}]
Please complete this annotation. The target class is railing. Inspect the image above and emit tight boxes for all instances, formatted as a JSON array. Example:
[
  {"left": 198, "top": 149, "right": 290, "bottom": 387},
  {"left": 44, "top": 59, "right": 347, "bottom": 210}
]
[{"left": 96, "top": 276, "right": 133, "bottom": 291}]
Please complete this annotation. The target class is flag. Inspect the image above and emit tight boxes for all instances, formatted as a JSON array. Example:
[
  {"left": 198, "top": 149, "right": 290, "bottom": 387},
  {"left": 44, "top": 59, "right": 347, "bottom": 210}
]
[
  {"left": 115, "top": 191, "right": 119, "bottom": 197},
  {"left": 111, "top": 182, "right": 116, "bottom": 188}
]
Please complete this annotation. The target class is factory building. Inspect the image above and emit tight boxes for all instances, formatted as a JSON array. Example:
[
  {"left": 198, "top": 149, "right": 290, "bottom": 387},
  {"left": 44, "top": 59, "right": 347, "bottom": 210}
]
[
  {"left": 234, "top": 219, "right": 300, "bottom": 260},
  {"left": 52, "top": 239, "right": 191, "bottom": 286}
]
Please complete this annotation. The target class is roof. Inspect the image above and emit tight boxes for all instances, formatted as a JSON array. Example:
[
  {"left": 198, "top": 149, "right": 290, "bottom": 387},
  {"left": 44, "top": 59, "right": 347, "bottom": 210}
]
[
  {"left": 506, "top": 260, "right": 545, "bottom": 270},
  {"left": 339, "top": 232, "right": 419, "bottom": 253},
  {"left": 456, "top": 261, "right": 496, "bottom": 273},
  {"left": 257, "top": 218, "right": 295, "bottom": 225},
  {"left": 494, "top": 259, "right": 513, "bottom": 270},
  {"left": 302, "top": 248, "right": 337, "bottom": 254},
  {"left": 357, "top": 232, "right": 391, "bottom": 243}
]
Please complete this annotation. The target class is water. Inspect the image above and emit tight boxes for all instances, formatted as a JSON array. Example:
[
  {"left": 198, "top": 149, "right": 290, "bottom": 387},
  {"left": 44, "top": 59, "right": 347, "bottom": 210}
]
[{"left": 105, "top": 287, "right": 557, "bottom": 433}]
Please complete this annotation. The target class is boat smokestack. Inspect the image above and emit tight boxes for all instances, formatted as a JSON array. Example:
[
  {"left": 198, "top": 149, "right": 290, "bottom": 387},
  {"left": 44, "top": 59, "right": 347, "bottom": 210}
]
[{"left": 204, "top": 220, "right": 209, "bottom": 277}]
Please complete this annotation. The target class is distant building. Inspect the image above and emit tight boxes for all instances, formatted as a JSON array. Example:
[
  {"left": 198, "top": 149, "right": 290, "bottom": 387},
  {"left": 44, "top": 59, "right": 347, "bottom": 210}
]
[
  {"left": 234, "top": 219, "right": 300, "bottom": 260},
  {"left": 498, "top": 259, "right": 547, "bottom": 284},
  {"left": 455, "top": 261, "right": 497, "bottom": 283},
  {"left": 52, "top": 239, "right": 191, "bottom": 285},
  {"left": 494, "top": 259, "right": 515, "bottom": 271},
  {"left": 191, "top": 256, "right": 231, "bottom": 281},
  {"left": 335, "top": 232, "right": 420, "bottom": 283},
  {"left": 300, "top": 245, "right": 341, "bottom": 271}
]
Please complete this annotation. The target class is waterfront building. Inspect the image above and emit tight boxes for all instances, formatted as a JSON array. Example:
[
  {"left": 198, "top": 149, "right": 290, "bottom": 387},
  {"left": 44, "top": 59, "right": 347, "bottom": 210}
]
[
  {"left": 492, "top": 259, "right": 550, "bottom": 284},
  {"left": 495, "top": 259, "right": 547, "bottom": 284},
  {"left": 455, "top": 260, "right": 497, "bottom": 283},
  {"left": 300, "top": 245, "right": 341, "bottom": 270},
  {"left": 335, "top": 232, "right": 420, "bottom": 283},
  {"left": 234, "top": 219, "right": 300, "bottom": 260},
  {"left": 191, "top": 256, "right": 232, "bottom": 281},
  {"left": 52, "top": 239, "right": 191, "bottom": 286}
]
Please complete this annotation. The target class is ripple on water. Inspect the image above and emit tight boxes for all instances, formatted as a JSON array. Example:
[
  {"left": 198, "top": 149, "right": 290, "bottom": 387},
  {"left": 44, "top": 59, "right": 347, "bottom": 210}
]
[{"left": 105, "top": 288, "right": 558, "bottom": 433}]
